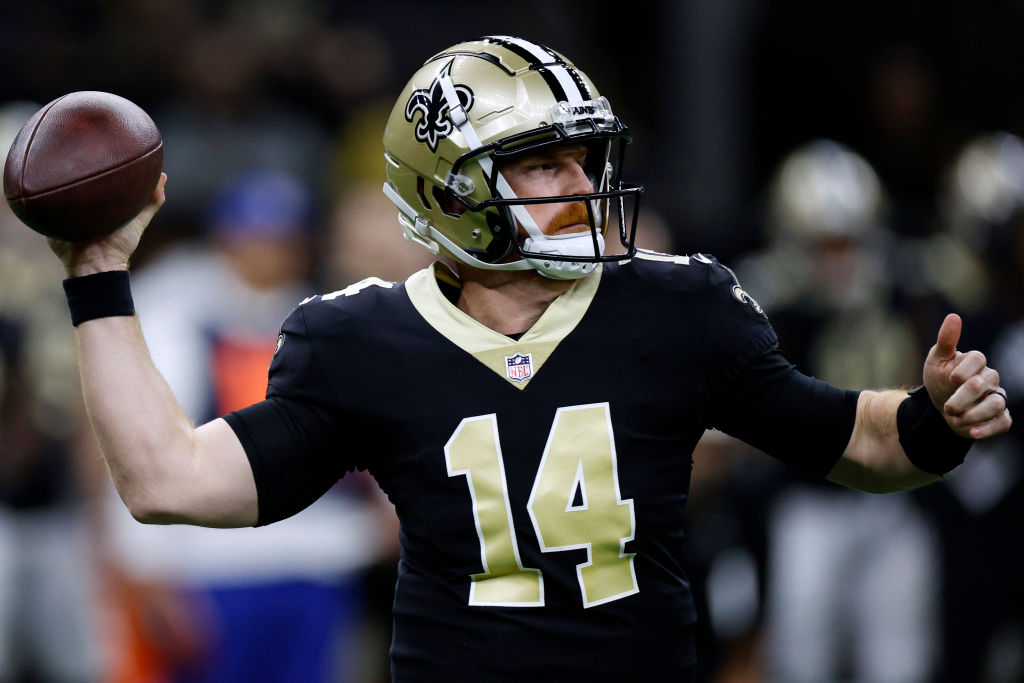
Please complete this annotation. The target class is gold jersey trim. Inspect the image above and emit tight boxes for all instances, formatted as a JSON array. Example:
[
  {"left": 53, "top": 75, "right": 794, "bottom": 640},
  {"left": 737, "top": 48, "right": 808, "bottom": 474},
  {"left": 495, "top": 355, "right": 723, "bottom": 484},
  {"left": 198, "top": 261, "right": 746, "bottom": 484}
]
[{"left": 405, "top": 263, "right": 602, "bottom": 389}]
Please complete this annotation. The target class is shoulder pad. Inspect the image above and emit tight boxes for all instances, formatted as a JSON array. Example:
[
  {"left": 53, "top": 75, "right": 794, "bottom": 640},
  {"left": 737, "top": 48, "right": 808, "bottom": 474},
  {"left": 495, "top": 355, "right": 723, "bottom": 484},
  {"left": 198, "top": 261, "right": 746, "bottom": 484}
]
[
  {"left": 300, "top": 277, "right": 396, "bottom": 307},
  {"left": 293, "top": 276, "right": 402, "bottom": 332},
  {"left": 703, "top": 255, "right": 768, "bottom": 320},
  {"left": 617, "top": 249, "right": 716, "bottom": 292}
]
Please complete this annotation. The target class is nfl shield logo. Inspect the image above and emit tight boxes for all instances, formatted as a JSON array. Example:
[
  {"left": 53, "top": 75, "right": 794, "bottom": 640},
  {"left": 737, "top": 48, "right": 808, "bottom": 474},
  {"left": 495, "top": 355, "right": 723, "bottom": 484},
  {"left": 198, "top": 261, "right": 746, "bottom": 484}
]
[{"left": 505, "top": 352, "right": 533, "bottom": 383}]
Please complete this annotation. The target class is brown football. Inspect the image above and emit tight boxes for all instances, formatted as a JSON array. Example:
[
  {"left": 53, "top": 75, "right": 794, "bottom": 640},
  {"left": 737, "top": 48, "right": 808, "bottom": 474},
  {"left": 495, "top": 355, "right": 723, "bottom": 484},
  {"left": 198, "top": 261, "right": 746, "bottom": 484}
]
[{"left": 2, "top": 91, "right": 163, "bottom": 242}]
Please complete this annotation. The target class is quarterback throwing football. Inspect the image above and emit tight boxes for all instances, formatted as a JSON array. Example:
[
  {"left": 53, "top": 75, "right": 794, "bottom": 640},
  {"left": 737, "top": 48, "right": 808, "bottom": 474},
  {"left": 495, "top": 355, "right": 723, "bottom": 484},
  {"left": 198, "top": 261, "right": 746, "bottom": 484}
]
[{"left": 51, "top": 37, "right": 1010, "bottom": 681}]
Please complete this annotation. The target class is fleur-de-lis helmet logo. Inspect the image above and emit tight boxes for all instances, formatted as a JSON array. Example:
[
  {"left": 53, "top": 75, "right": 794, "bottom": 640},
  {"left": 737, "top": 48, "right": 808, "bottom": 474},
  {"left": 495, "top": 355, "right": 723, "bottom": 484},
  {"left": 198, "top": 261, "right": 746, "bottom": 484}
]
[{"left": 404, "top": 62, "right": 474, "bottom": 152}]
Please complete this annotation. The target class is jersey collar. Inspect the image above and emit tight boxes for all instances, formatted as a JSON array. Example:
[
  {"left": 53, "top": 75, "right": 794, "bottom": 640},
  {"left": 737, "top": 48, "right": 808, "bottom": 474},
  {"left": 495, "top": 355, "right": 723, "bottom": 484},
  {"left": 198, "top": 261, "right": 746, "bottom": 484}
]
[{"left": 405, "top": 262, "right": 602, "bottom": 389}]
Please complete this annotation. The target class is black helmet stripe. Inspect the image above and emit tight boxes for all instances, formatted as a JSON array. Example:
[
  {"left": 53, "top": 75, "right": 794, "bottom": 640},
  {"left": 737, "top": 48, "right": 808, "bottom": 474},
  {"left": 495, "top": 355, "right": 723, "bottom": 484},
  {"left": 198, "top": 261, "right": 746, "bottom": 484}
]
[
  {"left": 480, "top": 35, "right": 563, "bottom": 66},
  {"left": 482, "top": 35, "right": 589, "bottom": 103},
  {"left": 565, "top": 68, "right": 592, "bottom": 101},
  {"left": 535, "top": 67, "right": 571, "bottom": 104}
]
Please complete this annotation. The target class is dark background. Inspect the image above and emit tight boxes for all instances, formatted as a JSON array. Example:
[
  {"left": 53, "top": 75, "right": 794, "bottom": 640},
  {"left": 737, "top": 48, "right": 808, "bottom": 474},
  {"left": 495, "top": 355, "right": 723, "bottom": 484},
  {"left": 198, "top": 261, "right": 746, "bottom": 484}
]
[{"left": 4, "top": 0, "right": 1022, "bottom": 260}]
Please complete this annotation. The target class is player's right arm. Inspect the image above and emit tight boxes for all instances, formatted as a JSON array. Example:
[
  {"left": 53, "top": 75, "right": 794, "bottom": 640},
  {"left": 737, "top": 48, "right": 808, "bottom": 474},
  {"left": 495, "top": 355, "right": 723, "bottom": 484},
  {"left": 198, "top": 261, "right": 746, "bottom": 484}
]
[{"left": 52, "top": 175, "right": 258, "bottom": 528}]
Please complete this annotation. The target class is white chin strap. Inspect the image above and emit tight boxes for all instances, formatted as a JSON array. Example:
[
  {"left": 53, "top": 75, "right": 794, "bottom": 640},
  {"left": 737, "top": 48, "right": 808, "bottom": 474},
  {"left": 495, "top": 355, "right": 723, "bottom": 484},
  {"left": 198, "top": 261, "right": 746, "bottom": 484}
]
[
  {"left": 522, "top": 232, "right": 605, "bottom": 280},
  {"left": 437, "top": 70, "right": 603, "bottom": 280}
]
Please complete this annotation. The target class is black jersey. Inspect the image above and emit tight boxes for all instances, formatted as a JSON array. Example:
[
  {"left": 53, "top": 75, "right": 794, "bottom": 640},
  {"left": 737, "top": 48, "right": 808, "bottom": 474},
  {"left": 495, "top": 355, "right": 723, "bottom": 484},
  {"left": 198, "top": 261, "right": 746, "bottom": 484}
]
[{"left": 225, "top": 253, "right": 856, "bottom": 681}]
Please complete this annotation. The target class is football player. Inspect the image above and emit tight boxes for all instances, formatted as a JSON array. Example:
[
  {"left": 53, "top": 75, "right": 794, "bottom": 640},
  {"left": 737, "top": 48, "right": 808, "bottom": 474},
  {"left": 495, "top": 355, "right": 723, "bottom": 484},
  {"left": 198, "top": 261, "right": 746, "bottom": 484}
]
[{"left": 48, "top": 37, "right": 1011, "bottom": 681}]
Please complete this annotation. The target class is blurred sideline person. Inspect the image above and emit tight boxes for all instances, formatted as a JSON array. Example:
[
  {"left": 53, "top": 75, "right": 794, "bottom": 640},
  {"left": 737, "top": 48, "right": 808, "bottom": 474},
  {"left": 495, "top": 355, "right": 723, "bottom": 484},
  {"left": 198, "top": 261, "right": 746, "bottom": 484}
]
[
  {"left": 324, "top": 180, "right": 438, "bottom": 289},
  {"left": 43, "top": 38, "right": 1010, "bottom": 680},
  {"left": 738, "top": 140, "right": 938, "bottom": 683},
  {"left": 937, "top": 131, "right": 1024, "bottom": 342},
  {"left": 0, "top": 102, "right": 107, "bottom": 683},
  {"left": 101, "top": 170, "right": 388, "bottom": 683},
  {"left": 918, "top": 132, "right": 1024, "bottom": 681}
]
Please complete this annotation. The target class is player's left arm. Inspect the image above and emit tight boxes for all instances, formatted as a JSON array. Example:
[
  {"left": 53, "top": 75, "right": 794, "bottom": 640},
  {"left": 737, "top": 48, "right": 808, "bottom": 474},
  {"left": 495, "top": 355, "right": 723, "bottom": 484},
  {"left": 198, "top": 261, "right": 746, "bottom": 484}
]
[{"left": 828, "top": 313, "right": 1012, "bottom": 492}]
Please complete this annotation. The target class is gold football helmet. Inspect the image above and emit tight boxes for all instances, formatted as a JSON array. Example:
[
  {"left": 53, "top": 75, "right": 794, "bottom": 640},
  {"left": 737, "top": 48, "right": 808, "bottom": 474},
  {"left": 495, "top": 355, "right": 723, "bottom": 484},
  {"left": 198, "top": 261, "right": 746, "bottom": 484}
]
[{"left": 382, "top": 36, "right": 643, "bottom": 279}]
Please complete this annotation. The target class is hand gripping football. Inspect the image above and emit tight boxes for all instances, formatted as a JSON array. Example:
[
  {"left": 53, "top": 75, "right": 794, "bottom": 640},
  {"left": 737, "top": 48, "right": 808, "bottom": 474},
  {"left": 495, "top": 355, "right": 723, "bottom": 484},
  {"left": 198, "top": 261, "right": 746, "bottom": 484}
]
[{"left": 3, "top": 91, "right": 163, "bottom": 242}]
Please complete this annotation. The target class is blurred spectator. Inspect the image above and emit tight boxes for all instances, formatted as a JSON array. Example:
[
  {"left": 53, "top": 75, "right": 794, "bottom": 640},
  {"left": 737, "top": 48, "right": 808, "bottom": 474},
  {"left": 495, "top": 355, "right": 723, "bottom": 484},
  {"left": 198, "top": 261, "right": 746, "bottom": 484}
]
[
  {"left": 323, "top": 179, "right": 436, "bottom": 290},
  {"left": 736, "top": 140, "right": 939, "bottom": 683},
  {"left": 149, "top": 22, "right": 334, "bottom": 239},
  {"left": 0, "top": 101, "right": 107, "bottom": 682},
  {"left": 101, "top": 169, "right": 390, "bottom": 683}
]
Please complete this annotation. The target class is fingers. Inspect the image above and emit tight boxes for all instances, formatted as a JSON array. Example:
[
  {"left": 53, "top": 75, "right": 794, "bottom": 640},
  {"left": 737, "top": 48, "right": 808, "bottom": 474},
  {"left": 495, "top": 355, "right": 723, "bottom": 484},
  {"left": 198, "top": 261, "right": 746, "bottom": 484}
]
[
  {"left": 961, "top": 403, "right": 1013, "bottom": 440},
  {"left": 931, "top": 313, "right": 962, "bottom": 361},
  {"left": 128, "top": 173, "right": 168, "bottom": 231},
  {"left": 46, "top": 174, "right": 168, "bottom": 277},
  {"left": 944, "top": 365, "right": 999, "bottom": 415},
  {"left": 949, "top": 350, "right": 989, "bottom": 388},
  {"left": 148, "top": 173, "right": 167, "bottom": 210},
  {"left": 942, "top": 362, "right": 1011, "bottom": 438},
  {"left": 154, "top": 172, "right": 167, "bottom": 199}
]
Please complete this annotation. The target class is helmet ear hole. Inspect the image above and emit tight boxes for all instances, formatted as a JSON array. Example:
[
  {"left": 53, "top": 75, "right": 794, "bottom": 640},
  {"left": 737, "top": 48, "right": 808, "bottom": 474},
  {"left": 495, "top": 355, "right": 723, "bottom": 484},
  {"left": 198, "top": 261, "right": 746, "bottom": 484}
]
[
  {"left": 480, "top": 211, "right": 513, "bottom": 261},
  {"left": 432, "top": 185, "right": 466, "bottom": 217},
  {"left": 416, "top": 177, "right": 432, "bottom": 210}
]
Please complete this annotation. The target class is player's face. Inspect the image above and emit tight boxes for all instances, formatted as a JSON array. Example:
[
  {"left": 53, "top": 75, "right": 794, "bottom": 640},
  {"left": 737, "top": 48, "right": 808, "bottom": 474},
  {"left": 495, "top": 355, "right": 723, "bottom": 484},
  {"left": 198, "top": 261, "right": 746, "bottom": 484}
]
[{"left": 499, "top": 145, "right": 595, "bottom": 237}]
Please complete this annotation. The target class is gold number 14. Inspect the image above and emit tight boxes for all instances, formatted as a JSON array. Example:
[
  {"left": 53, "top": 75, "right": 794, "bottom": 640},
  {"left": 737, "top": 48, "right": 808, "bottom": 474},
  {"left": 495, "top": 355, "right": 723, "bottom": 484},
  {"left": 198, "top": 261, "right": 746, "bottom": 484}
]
[{"left": 444, "top": 402, "right": 638, "bottom": 608}]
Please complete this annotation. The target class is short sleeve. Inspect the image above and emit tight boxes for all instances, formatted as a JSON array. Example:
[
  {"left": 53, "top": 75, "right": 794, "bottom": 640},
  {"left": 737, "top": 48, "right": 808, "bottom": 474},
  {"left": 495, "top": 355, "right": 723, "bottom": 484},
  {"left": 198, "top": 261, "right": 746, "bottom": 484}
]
[
  {"left": 266, "top": 304, "right": 336, "bottom": 406},
  {"left": 224, "top": 396, "right": 354, "bottom": 526}
]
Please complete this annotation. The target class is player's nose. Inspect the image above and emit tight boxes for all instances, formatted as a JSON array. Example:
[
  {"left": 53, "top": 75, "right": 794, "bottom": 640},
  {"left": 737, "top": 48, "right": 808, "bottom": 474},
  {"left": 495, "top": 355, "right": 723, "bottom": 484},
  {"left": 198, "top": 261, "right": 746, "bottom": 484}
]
[{"left": 565, "top": 159, "right": 595, "bottom": 195}]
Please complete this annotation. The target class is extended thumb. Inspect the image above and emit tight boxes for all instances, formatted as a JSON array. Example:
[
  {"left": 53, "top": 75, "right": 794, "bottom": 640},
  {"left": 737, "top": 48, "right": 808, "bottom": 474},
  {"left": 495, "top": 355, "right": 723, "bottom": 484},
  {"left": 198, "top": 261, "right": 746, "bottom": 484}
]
[{"left": 933, "top": 313, "right": 962, "bottom": 360}]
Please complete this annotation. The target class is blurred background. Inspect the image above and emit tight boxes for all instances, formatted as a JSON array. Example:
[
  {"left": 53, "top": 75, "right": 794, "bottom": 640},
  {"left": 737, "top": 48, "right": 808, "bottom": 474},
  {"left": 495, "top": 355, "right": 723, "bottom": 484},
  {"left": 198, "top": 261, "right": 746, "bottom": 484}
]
[{"left": 1, "top": 1, "right": 1023, "bottom": 682}]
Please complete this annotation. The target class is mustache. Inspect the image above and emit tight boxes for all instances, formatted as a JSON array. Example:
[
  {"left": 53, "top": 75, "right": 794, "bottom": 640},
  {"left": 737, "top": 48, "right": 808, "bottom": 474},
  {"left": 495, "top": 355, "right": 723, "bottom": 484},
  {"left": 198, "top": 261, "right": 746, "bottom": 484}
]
[{"left": 548, "top": 202, "right": 593, "bottom": 232}]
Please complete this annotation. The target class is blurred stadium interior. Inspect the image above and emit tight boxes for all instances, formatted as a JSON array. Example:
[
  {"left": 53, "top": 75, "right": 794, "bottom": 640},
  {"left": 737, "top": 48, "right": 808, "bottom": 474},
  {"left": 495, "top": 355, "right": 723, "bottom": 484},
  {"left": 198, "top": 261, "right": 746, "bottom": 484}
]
[{"left": 2, "top": 2, "right": 1023, "bottom": 682}]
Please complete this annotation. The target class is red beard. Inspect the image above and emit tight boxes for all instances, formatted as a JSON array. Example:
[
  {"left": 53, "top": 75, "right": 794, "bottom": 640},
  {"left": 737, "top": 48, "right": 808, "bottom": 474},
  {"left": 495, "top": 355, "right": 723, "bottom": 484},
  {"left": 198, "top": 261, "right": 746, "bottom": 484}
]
[{"left": 547, "top": 202, "right": 592, "bottom": 234}]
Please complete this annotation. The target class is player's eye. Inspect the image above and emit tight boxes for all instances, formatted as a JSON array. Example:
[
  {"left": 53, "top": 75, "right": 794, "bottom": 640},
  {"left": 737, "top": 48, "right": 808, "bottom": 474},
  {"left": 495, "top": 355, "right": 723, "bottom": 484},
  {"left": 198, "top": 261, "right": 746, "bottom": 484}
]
[{"left": 524, "top": 161, "right": 555, "bottom": 173}]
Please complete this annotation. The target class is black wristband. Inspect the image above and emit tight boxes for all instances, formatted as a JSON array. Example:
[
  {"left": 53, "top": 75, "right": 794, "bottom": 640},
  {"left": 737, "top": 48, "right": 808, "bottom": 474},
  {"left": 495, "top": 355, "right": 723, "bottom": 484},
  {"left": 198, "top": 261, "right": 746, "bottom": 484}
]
[
  {"left": 63, "top": 270, "right": 135, "bottom": 326},
  {"left": 896, "top": 385, "right": 973, "bottom": 475}
]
